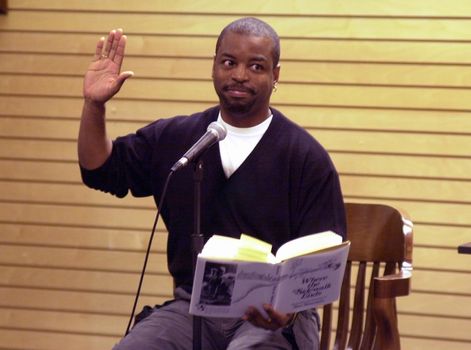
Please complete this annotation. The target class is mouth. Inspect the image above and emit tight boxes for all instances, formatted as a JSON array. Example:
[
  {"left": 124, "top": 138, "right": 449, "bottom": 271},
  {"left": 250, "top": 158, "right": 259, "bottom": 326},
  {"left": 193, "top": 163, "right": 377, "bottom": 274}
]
[{"left": 224, "top": 85, "right": 255, "bottom": 98}]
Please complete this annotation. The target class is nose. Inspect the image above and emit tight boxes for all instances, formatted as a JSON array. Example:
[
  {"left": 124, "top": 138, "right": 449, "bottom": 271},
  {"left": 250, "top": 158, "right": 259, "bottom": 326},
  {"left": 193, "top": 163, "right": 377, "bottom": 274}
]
[{"left": 232, "top": 65, "right": 248, "bottom": 82}]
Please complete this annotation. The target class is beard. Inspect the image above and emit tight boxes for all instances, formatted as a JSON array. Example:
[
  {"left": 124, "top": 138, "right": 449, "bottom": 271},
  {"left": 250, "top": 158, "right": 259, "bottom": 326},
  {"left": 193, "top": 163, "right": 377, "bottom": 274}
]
[
  {"left": 216, "top": 86, "right": 257, "bottom": 117},
  {"left": 219, "top": 95, "right": 253, "bottom": 116}
]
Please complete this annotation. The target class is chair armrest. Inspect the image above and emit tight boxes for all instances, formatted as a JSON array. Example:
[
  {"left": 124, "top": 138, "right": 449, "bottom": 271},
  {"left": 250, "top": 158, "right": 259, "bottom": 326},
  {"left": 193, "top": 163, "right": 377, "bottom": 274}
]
[
  {"left": 372, "top": 271, "right": 411, "bottom": 350},
  {"left": 374, "top": 270, "right": 411, "bottom": 298}
]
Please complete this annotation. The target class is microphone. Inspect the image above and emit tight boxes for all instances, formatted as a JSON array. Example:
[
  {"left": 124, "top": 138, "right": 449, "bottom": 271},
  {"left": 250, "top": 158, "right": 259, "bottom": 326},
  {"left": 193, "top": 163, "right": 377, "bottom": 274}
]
[{"left": 171, "top": 121, "right": 227, "bottom": 172}]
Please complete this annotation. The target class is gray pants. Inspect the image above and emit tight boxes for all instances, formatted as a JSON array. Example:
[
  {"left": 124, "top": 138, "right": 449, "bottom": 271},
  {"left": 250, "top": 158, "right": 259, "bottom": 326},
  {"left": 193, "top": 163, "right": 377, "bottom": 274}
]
[{"left": 114, "top": 288, "right": 320, "bottom": 350}]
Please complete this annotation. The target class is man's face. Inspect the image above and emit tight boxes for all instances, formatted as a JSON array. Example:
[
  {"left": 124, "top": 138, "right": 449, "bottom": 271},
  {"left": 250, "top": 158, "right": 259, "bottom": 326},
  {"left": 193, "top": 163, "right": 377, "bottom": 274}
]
[{"left": 212, "top": 31, "right": 280, "bottom": 127}]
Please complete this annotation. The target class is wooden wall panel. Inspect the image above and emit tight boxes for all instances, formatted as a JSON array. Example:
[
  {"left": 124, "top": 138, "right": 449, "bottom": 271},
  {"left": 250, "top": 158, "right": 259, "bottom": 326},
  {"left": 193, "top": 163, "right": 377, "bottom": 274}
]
[
  {"left": 5, "top": 30, "right": 471, "bottom": 65},
  {"left": 1, "top": 0, "right": 470, "bottom": 348},
  {"left": 6, "top": 51, "right": 471, "bottom": 89},
  {"left": 3, "top": 10, "right": 471, "bottom": 42},
  {"left": 7, "top": 0, "right": 471, "bottom": 17},
  {"left": 0, "top": 223, "right": 168, "bottom": 251},
  {"left": 0, "top": 287, "right": 170, "bottom": 314},
  {"left": 3, "top": 94, "right": 471, "bottom": 134},
  {"left": 0, "top": 202, "right": 163, "bottom": 231},
  {"left": 0, "top": 245, "right": 168, "bottom": 274},
  {"left": 5, "top": 74, "right": 471, "bottom": 112},
  {"left": 0, "top": 266, "right": 173, "bottom": 296},
  {"left": 3, "top": 116, "right": 471, "bottom": 159},
  {"left": 0, "top": 329, "right": 119, "bottom": 350}
]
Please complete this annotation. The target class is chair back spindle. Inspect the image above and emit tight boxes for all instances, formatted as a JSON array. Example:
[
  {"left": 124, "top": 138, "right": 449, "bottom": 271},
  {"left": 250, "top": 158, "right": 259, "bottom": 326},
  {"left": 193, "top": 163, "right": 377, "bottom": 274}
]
[{"left": 320, "top": 202, "right": 413, "bottom": 350}]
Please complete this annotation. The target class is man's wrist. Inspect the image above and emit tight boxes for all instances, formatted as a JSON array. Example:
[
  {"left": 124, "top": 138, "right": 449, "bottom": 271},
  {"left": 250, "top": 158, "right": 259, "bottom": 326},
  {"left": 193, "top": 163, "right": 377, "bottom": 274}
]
[
  {"left": 283, "top": 312, "right": 298, "bottom": 328},
  {"left": 83, "top": 98, "right": 105, "bottom": 110}
]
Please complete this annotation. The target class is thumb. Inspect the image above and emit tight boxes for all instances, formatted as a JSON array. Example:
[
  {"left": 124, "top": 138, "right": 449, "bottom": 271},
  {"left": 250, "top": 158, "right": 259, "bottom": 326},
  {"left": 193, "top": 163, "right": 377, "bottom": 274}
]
[{"left": 115, "top": 71, "right": 134, "bottom": 89}]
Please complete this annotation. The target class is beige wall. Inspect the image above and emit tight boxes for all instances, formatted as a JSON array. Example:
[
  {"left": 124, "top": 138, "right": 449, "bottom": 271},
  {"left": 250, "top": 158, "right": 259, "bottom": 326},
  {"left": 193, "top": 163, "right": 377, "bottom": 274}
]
[{"left": 0, "top": 0, "right": 470, "bottom": 349}]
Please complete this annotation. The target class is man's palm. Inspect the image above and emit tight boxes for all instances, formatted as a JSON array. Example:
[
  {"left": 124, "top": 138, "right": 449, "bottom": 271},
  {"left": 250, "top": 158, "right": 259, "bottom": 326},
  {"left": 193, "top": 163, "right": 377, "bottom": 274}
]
[
  {"left": 84, "top": 59, "right": 123, "bottom": 103},
  {"left": 83, "top": 29, "right": 133, "bottom": 104}
]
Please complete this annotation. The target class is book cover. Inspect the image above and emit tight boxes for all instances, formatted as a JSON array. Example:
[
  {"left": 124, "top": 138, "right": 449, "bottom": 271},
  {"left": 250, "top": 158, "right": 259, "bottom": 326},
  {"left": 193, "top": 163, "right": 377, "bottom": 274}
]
[{"left": 189, "top": 231, "right": 350, "bottom": 317}]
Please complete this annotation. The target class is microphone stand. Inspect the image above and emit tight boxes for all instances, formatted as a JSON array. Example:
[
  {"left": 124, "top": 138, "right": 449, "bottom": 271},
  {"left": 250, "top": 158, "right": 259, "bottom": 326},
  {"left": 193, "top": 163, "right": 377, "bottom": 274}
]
[{"left": 192, "top": 159, "right": 205, "bottom": 350}]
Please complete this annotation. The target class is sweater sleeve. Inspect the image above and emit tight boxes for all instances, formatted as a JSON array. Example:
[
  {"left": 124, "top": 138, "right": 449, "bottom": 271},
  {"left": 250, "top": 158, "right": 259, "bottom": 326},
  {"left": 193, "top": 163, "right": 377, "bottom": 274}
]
[
  {"left": 295, "top": 166, "right": 346, "bottom": 240},
  {"left": 80, "top": 121, "right": 158, "bottom": 198},
  {"left": 291, "top": 143, "right": 347, "bottom": 241}
]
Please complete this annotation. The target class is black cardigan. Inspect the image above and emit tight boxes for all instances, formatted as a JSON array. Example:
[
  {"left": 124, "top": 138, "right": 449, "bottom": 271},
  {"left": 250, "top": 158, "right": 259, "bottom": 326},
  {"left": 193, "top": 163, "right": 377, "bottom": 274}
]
[{"left": 81, "top": 106, "right": 346, "bottom": 289}]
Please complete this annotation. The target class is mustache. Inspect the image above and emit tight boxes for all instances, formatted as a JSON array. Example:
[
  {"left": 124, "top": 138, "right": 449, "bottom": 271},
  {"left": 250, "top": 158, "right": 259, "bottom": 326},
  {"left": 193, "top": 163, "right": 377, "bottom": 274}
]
[{"left": 224, "top": 84, "right": 255, "bottom": 94}]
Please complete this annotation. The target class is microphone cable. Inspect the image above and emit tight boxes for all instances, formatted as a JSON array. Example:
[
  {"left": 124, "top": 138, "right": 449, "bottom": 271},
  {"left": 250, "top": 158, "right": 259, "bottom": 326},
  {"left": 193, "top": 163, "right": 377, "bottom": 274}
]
[{"left": 124, "top": 170, "right": 174, "bottom": 336}]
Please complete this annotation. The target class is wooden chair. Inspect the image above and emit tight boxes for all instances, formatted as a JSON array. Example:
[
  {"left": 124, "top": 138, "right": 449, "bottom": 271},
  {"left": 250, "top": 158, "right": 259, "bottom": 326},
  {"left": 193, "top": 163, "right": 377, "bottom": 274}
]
[{"left": 320, "top": 202, "right": 413, "bottom": 350}]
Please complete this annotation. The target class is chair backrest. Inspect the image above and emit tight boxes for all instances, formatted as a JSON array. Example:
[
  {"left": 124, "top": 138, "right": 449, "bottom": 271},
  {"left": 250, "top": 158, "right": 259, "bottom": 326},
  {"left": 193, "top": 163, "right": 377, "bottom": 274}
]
[{"left": 320, "top": 202, "right": 413, "bottom": 350}]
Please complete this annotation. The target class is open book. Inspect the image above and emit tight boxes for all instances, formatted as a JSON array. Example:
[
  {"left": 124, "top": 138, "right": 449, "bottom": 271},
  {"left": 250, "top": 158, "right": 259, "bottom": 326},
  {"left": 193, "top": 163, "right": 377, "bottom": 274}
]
[{"left": 189, "top": 231, "right": 350, "bottom": 317}]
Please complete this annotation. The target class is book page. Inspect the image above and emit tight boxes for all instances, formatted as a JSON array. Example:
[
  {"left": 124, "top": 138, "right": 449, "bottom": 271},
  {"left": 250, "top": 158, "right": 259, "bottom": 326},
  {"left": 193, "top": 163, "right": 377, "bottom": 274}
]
[
  {"left": 200, "top": 234, "right": 275, "bottom": 262},
  {"left": 190, "top": 257, "right": 280, "bottom": 317},
  {"left": 275, "top": 231, "right": 343, "bottom": 262},
  {"left": 274, "top": 242, "right": 350, "bottom": 313},
  {"left": 200, "top": 235, "right": 240, "bottom": 260},
  {"left": 236, "top": 234, "right": 273, "bottom": 262}
]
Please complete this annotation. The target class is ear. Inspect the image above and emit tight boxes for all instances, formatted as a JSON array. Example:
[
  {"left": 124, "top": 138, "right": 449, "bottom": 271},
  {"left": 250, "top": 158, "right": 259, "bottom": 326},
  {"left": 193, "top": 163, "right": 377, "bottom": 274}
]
[
  {"left": 273, "top": 63, "right": 281, "bottom": 85},
  {"left": 211, "top": 54, "right": 216, "bottom": 78}
]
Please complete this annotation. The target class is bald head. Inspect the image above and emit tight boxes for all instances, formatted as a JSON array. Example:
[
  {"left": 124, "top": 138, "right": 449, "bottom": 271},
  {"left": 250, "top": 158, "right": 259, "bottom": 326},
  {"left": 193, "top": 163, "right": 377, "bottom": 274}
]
[{"left": 215, "top": 17, "right": 280, "bottom": 68}]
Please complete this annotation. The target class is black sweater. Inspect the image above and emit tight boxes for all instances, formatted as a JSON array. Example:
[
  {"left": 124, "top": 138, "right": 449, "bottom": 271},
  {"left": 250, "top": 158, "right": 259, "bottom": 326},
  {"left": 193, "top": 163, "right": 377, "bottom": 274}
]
[{"left": 81, "top": 106, "right": 346, "bottom": 289}]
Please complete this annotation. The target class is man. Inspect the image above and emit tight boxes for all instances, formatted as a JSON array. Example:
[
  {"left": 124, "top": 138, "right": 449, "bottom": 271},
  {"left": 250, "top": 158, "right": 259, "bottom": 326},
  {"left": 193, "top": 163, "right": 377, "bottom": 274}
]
[{"left": 79, "top": 17, "right": 346, "bottom": 350}]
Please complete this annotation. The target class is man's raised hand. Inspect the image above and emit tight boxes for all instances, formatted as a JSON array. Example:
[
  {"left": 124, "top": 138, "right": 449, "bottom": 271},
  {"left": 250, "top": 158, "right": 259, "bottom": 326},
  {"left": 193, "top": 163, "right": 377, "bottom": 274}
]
[{"left": 83, "top": 28, "right": 134, "bottom": 104}]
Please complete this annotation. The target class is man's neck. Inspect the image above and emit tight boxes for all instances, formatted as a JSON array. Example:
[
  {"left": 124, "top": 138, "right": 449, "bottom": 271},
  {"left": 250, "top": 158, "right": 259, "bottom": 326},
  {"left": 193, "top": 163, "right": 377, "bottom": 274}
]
[{"left": 220, "top": 107, "right": 271, "bottom": 128}]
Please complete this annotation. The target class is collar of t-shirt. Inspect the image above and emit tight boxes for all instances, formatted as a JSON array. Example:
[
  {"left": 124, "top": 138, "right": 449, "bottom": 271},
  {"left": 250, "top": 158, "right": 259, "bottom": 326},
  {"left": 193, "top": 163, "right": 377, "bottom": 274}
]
[{"left": 217, "top": 111, "right": 273, "bottom": 178}]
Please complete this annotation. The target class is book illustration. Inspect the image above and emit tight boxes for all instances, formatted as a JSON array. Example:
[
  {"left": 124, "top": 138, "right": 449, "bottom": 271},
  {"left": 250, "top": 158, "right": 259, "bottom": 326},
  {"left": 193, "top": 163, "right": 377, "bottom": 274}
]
[
  {"left": 197, "top": 262, "right": 237, "bottom": 308},
  {"left": 231, "top": 267, "right": 281, "bottom": 303}
]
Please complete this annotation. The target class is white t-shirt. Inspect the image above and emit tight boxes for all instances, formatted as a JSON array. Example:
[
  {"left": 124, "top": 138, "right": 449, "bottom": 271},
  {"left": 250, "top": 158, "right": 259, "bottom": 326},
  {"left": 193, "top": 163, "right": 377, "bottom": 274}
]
[{"left": 217, "top": 112, "right": 273, "bottom": 178}]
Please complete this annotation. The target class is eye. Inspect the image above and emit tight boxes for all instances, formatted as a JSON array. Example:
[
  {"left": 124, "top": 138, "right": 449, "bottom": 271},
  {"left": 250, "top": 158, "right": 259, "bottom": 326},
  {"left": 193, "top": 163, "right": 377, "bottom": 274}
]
[
  {"left": 250, "top": 64, "right": 264, "bottom": 72},
  {"left": 222, "top": 59, "right": 235, "bottom": 67}
]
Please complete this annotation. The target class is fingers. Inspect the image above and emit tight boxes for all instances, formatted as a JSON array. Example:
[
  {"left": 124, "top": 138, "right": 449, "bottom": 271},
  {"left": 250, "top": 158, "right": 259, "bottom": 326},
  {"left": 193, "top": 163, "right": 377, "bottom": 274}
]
[
  {"left": 93, "top": 37, "right": 105, "bottom": 61},
  {"left": 102, "top": 29, "right": 116, "bottom": 58},
  {"left": 263, "top": 304, "right": 293, "bottom": 329},
  {"left": 97, "top": 28, "right": 125, "bottom": 61},
  {"left": 242, "top": 306, "right": 280, "bottom": 330},
  {"left": 243, "top": 307, "right": 268, "bottom": 328},
  {"left": 108, "top": 28, "right": 123, "bottom": 60},
  {"left": 113, "top": 34, "right": 128, "bottom": 68},
  {"left": 243, "top": 305, "right": 293, "bottom": 331}
]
